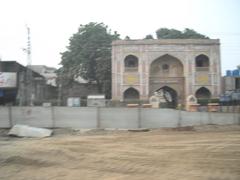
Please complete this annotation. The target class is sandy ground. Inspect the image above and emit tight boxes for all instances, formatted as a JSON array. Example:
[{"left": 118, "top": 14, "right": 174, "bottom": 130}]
[{"left": 0, "top": 125, "right": 240, "bottom": 180}]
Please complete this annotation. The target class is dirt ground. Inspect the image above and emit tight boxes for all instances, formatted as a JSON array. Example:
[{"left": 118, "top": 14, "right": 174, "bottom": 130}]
[{"left": 0, "top": 125, "right": 240, "bottom": 180}]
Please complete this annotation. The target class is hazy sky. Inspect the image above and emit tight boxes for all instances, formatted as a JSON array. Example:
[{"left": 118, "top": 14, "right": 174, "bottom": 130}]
[{"left": 0, "top": 0, "right": 239, "bottom": 74}]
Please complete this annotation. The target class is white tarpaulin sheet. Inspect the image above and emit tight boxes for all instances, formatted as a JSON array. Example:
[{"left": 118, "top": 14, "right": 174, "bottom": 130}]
[
  {"left": 8, "top": 125, "right": 52, "bottom": 138},
  {"left": 0, "top": 72, "right": 17, "bottom": 88}
]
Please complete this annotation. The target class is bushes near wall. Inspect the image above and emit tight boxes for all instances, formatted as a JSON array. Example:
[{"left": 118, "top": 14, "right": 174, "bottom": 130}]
[{"left": 197, "top": 98, "right": 219, "bottom": 106}]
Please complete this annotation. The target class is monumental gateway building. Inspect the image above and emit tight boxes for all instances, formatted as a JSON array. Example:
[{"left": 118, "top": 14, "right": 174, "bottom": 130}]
[{"left": 111, "top": 39, "right": 221, "bottom": 107}]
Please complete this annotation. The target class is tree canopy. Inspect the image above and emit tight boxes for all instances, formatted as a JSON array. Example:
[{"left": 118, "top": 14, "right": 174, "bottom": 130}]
[
  {"left": 124, "top": 36, "right": 131, "bottom": 40},
  {"left": 60, "top": 22, "right": 120, "bottom": 98},
  {"left": 144, "top": 34, "right": 154, "bottom": 39},
  {"left": 156, "top": 28, "right": 209, "bottom": 39}
]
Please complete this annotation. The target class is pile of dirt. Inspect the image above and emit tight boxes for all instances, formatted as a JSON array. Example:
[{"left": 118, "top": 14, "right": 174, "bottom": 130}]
[
  {"left": 1, "top": 156, "right": 54, "bottom": 167},
  {"left": 0, "top": 125, "right": 239, "bottom": 180}
]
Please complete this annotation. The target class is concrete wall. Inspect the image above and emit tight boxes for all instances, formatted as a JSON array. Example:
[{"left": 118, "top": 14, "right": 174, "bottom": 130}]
[
  {"left": 223, "top": 76, "right": 236, "bottom": 91},
  {"left": 11, "top": 107, "right": 52, "bottom": 128},
  {"left": 0, "top": 107, "right": 239, "bottom": 128},
  {"left": 99, "top": 108, "right": 139, "bottom": 128},
  {"left": 141, "top": 109, "right": 179, "bottom": 128},
  {"left": 0, "top": 107, "right": 10, "bottom": 128},
  {"left": 54, "top": 107, "right": 97, "bottom": 128}
]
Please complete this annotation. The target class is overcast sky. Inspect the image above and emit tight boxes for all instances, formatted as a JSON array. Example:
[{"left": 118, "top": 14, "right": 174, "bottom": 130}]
[{"left": 0, "top": 0, "right": 239, "bottom": 74}]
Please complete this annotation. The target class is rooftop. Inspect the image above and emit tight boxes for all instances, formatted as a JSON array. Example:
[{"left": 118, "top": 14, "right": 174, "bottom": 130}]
[{"left": 112, "top": 39, "right": 220, "bottom": 46}]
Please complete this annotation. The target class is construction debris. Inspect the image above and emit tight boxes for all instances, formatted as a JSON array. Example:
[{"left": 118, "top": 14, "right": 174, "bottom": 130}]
[{"left": 8, "top": 125, "right": 52, "bottom": 138}]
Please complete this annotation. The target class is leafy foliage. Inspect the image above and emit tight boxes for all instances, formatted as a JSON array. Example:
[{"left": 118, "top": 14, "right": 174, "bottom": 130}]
[
  {"left": 144, "top": 34, "right": 154, "bottom": 39},
  {"left": 60, "top": 22, "right": 120, "bottom": 98},
  {"left": 156, "top": 28, "right": 209, "bottom": 39},
  {"left": 124, "top": 36, "right": 131, "bottom": 40},
  {"left": 197, "top": 98, "right": 219, "bottom": 106}
]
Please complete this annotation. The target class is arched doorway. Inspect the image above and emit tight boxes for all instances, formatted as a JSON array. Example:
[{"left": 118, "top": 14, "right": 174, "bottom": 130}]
[
  {"left": 156, "top": 86, "right": 178, "bottom": 108},
  {"left": 195, "top": 87, "right": 211, "bottom": 99},
  {"left": 123, "top": 87, "right": 139, "bottom": 100},
  {"left": 149, "top": 54, "right": 184, "bottom": 105}
]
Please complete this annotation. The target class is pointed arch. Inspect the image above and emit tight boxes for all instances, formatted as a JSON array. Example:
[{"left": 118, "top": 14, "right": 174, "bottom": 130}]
[
  {"left": 123, "top": 87, "right": 140, "bottom": 100},
  {"left": 124, "top": 55, "right": 138, "bottom": 72},
  {"left": 156, "top": 86, "right": 178, "bottom": 108},
  {"left": 195, "top": 87, "right": 211, "bottom": 99},
  {"left": 195, "top": 54, "right": 209, "bottom": 71},
  {"left": 150, "top": 54, "right": 183, "bottom": 77},
  {"left": 149, "top": 54, "right": 184, "bottom": 106}
]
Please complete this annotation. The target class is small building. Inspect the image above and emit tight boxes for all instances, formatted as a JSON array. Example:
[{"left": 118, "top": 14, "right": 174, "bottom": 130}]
[
  {"left": 0, "top": 61, "right": 56, "bottom": 105},
  {"left": 222, "top": 69, "right": 240, "bottom": 91},
  {"left": 221, "top": 69, "right": 240, "bottom": 104},
  {"left": 28, "top": 65, "right": 57, "bottom": 86},
  {"left": 111, "top": 39, "right": 222, "bottom": 107}
]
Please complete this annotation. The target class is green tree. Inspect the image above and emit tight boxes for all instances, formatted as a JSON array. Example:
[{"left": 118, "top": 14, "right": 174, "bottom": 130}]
[
  {"left": 156, "top": 28, "right": 182, "bottom": 39},
  {"left": 156, "top": 28, "right": 209, "bottom": 39},
  {"left": 124, "top": 36, "right": 131, "bottom": 40},
  {"left": 144, "top": 34, "right": 154, "bottom": 39},
  {"left": 182, "top": 28, "right": 209, "bottom": 39},
  {"left": 60, "top": 22, "right": 120, "bottom": 98}
]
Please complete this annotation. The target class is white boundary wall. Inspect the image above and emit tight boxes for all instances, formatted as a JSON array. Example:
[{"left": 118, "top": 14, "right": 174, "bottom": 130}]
[
  {"left": 0, "top": 107, "right": 239, "bottom": 128},
  {"left": 54, "top": 107, "right": 97, "bottom": 128},
  {"left": 99, "top": 108, "right": 139, "bottom": 128},
  {"left": 0, "top": 107, "right": 11, "bottom": 128}
]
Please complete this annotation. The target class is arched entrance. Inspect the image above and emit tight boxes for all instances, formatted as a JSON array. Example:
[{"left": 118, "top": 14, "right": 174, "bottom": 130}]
[
  {"left": 123, "top": 87, "right": 139, "bottom": 100},
  {"left": 156, "top": 86, "right": 178, "bottom": 108},
  {"left": 149, "top": 54, "right": 184, "bottom": 105},
  {"left": 195, "top": 87, "right": 211, "bottom": 99}
]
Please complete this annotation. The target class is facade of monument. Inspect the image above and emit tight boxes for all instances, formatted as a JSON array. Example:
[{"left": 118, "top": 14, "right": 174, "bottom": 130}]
[{"left": 111, "top": 39, "right": 221, "bottom": 106}]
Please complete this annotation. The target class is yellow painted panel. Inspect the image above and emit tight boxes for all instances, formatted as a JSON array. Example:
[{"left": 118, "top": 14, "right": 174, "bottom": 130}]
[
  {"left": 196, "top": 74, "right": 209, "bottom": 85},
  {"left": 124, "top": 74, "right": 139, "bottom": 84}
]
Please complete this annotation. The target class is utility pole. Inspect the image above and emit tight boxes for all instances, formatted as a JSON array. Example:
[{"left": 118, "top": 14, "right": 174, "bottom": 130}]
[
  {"left": 26, "top": 26, "right": 32, "bottom": 66},
  {"left": 21, "top": 25, "right": 33, "bottom": 106},
  {"left": 26, "top": 26, "right": 34, "bottom": 106},
  {"left": 57, "top": 68, "right": 63, "bottom": 106}
]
